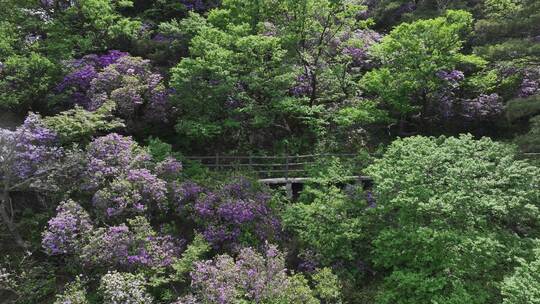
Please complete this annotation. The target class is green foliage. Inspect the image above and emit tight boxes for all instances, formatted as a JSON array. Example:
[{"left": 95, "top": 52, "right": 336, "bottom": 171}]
[
  {"left": 43, "top": 0, "right": 141, "bottom": 57},
  {"left": 501, "top": 245, "right": 540, "bottom": 304},
  {"left": 53, "top": 276, "right": 89, "bottom": 304},
  {"left": 0, "top": 255, "right": 57, "bottom": 304},
  {"left": 312, "top": 267, "right": 343, "bottom": 304},
  {"left": 0, "top": 52, "right": 59, "bottom": 111},
  {"left": 505, "top": 95, "right": 540, "bottom": 122},
  {"left": 365, "top": 135, "right": 540, "bottom": 304},
  {"left": 515, "top": 115, "right": 540, "bottom": 153},
  {"left": 146, "top": 137, "right": 174, "bottom": 162},
  {"left": 170, "top": 234, "right": 211, "bottom": 283},
  {"left": 272, "top": 274, "right": 320, "bottom": 304},
  {"left": 361, "top": 10, "right": 482, "bottom": 114},
  {"left": 170, "top": 13, "right": 295, "bottom": 145},
  {"left": 283, "top": 186, "right": 367, "bottom": 265},
  {"left": 43, "top": 101, "right": 125, "bottom": 144},
  {"left": 170, "top": 0, "right": 385, "bottom": 152},
  {"left": 473, "top": 0, "right": 540, "bottom": 65}
]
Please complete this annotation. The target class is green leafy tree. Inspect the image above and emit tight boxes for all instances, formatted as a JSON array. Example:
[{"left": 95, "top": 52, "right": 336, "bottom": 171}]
[
  {"left": 283, "top": 186, "right": 367, "bottom": 266},
  {"left": 361, "top": 10, "right": 484, "bottom": 124},
  {"left": 170, "top": 0, "right": 384, "bottom": 152},
  {"left": 170, "top": 11, "right": 296, "bottom": 150},
  {"left": 501, "top": 245, "right": 540, "bottom": 304},
  {"left": 474, "top": 0, "right": 540, "bottom": 66},
  {"left": 0, "top": 53, "right": 59, "bottom": 111},
  {"left": 365, "top": 135, "right": 540, "bottom": 304},
  {"left": 42, "top": 0, "right": 141, "bottom": 58}
]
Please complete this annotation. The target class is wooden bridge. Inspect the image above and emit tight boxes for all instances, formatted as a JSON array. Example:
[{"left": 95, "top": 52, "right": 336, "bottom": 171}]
[
  {"left": 184, "top": 153, "right": 367, "bottom": 178},
  {"left": 183, "top": 153, "right": 372, "bottom": 198},
  {"left": 184, "top": 152, "right": 539, "bottom": 198}
]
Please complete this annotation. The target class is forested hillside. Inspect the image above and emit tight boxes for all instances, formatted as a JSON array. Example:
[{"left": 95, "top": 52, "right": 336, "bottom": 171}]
[{"left": 0, "top": 1, "right": 539, "bottom": 303}]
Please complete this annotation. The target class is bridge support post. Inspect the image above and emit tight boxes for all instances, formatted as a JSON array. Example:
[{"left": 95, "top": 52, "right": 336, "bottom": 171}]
[{"left": 286, "top": 182, "right": 293, "bottom": 200}]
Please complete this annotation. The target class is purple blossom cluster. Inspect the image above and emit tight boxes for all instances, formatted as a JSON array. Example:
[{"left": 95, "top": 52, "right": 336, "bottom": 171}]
[
  {"left": 92, "top": 169, "right": 168, "bottom": 218},
  {"left": 84, "top": 133, "right": 151, "bottom": 190},
  {"left": 434, "top": 69, "right": 465, "bottom": 119},
  {"left": 81, "top": 225, "right": 131, "bottom": 266},
  {"left": 341, "top": 29, "right": 382, "bottom": 68},
  {"left": 171, "top": 181, "right": 204, "bottom": 212},
  {"left": 82, "top": 221, "right": 183, "bottom": 269},
  {"left": 174, "top": 179, "right": 281, "bottom": 250},
  {"left": 518, "top": 68, "right": 540, "bottom": 98},
  {"left": 86, "top": 56, "right": 173, "bottom": 124},
  {"left": 84, "top": 134, "right": 180, "bottom": 217},
  {"left": 156, "top": 157, "right": 183, "bottom": 178},
  {"left": 56, "top": 50, "right": 128, "bottom": 107},
  {"left": 42, "top": 200, "right": 93, "bottom": 256},
  {"left": 7, "top": 113, "right": 63, "bottom": 179},
  {"left": 436, "top": 70, "right": 465, "bottom": 83},
  {"left": 181, "top": 245, "right": 290, "bottom": 303},
  {"left": 297, "top": 249, "right": 320, "bottom": 273},
  {"left": 189, "top": 179, "right": 281, "bottom": 250},
  {"left": 56, "top": 52, "right": 172, "bottom": 125},
  {"left": 290, "top": 74, "right": 313, "bottom": 97},
  {"left": 43, "top": 202, "right": 183, "bottom": 269},
  {"left": 460, "top": 93, "right": 504, "bottom": 121}
]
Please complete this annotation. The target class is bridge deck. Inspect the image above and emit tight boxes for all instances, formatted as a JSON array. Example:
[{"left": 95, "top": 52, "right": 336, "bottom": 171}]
[{"left": 258, "top": 175, "right": 372, "bottom": 184}]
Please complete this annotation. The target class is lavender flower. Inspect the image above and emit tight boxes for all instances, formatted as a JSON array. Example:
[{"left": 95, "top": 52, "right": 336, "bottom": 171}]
[
  {"left": 436, "top": 70, "right": 465, "bottom": 83},
  {"left": 7, "top": 113, "right": 63, "bottom": 179},
  {"left": 42, "top": 200, "right": 94, "bottom": 256},
  {"left": 189, "top": 179, "right": 281, "bottom": 250},
  {"left": 81, "top": 217, "right": 182, "bottom": 269},
  {"left": 92, "top": 169, "right": 168, "bottom": 217},
  {"left": 84, "top": 133, "right": 151, "bottom": 190},
  {"left": 290, "top": 74, "right": 312, "bottom": 97},
  {"left": 518, "top": 68, "right": 540, "bottom": 98},
  {"left": 182, "top": 245, "right": 315, "bottom": 303},
  {"left": 156, "top": 157, "right": 183, "bottom": 178},
  {"left": 460, "top": 93, "right": 503, "bottom": 121}
]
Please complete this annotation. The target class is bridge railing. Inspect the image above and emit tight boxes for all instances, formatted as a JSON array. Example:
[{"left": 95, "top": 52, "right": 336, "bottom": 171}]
[
  {"left": 183, "top": 154, "right": 362, "bottom": 178},
  {"left": 184, "top": 152, "right": 540, "bottom": 179}
]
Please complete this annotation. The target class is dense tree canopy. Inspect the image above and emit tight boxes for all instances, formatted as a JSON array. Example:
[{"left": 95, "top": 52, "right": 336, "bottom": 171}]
[{"left": 0, "top": 0, "right": 539, "bottom": 303}]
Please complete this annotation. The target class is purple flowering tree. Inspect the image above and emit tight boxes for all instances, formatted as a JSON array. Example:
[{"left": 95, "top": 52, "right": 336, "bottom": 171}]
[
  {"left": 80, "top": 216, "right": 183, "bottom": 269},
  {"left": 434, "top": 69, "right": 465, "bottom": 119},
  {"left": 56, "top": 50, "right": 128, "bottom": 107},
  {"left": 177, "top": 245, "right": 318, "bottom": 304},
  {"left": 42, "top": 200, "right": 94, "bottom": 256},
  {"left": 87, "top": 56, "right": 172, "bottom": 124},
  {"left": 83, "top": 133, "right": 151, "bottom": 190},
  {"left": 184, "top": 179, "right": 281, "bottom": 251},
  {"left": 431, "top": 70, "right": 503, "bottom": 124},
  {"left": 460, "top": 93, "right": 504, "bottom": 121},
  {"left": 0, "top": 114, "right": 79, "bottom": 248},
  {"left": 83, "top": 133, "right": 180, "bottom": 218},
  {"left": 42, "top": 202, "right": 183, "bottom": 270},
  {"left": 518, "top": 68, "right": 540, "bottom": 98},
  {"left": 57, "top": 53, "right": 173, "bottom": 130}
]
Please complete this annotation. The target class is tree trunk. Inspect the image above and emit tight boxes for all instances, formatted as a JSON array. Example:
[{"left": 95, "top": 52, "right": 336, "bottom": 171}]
[{"left": 0, "top": 191, "right": 27, "bottom": 249}]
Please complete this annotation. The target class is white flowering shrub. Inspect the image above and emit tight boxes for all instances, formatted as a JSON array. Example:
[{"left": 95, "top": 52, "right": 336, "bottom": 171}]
[{"left": 99, "top": 271, "right": 153, "bottom": 304}]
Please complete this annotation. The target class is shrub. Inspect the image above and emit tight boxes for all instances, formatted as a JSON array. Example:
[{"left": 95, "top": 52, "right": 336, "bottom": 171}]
[
  {"left": 365, "top": 135, "right": 540, "bottom": 304},
  {"left": 178, "top": 245, "right": 320, "bottom": 304},
  {"left": 99, "top": 271, "right": 153, "bottom": 304}
]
